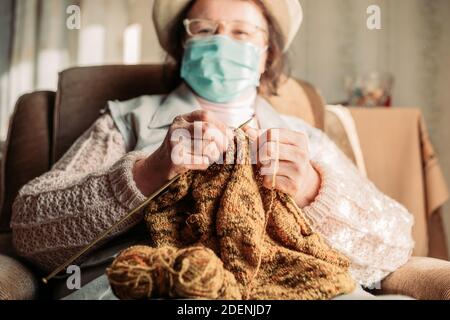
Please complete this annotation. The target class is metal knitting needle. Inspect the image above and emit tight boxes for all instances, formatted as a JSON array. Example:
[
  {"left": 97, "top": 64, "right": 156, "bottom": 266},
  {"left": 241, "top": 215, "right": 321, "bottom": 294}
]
[{"left": 42, "top": 118, "right": 254, "bottom": 284}]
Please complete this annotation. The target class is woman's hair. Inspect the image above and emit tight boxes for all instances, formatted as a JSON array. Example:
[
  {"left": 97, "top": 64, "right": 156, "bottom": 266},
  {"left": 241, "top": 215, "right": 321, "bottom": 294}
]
[{"left": 162, "top": 0, "right": 289, "bottom": 96}]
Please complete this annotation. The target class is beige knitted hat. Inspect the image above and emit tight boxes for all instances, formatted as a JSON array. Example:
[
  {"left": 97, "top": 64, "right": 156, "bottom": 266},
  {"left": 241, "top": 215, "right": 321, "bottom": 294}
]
[{"left": 152, "top": 0, "right": 303, "bottom": 53}]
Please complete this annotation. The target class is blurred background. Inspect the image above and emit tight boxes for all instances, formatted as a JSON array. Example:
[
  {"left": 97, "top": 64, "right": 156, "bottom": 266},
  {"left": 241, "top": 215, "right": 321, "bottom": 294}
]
[{"left": 0, "top": 0, "right": 449, "bottom": 253}]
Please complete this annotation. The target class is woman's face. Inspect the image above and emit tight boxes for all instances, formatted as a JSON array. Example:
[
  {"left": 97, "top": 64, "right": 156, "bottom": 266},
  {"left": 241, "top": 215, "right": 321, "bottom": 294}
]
[{"left": 186, "top": 0, "right": 269, "bottom": 75}]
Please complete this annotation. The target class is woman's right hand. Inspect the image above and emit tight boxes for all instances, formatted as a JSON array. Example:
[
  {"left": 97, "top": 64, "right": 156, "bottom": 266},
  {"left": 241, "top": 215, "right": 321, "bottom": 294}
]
[{"left": 133, "top": 110, "right": 232, "bottom": 196}]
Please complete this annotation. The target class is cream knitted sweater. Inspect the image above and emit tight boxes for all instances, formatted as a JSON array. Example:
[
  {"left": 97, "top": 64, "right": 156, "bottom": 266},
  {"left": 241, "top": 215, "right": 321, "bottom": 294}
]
[{"left": 10, "top": 114, "right": 414, "bottom": 286}]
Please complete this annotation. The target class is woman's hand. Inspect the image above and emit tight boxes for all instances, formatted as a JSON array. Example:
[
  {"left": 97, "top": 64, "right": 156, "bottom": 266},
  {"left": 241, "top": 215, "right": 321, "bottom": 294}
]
[
  {"left": 133, "top": 110, "right": 232, "bottom": 196},
  {"left": 244, "top": 127, "right": 321, "bottom": 208}
]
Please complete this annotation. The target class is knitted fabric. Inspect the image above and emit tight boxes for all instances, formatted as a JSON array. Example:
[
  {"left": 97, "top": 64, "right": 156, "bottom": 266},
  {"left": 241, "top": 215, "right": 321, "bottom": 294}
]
[{"left": 108, "top": 131, "right": 355, "bottom": 300}]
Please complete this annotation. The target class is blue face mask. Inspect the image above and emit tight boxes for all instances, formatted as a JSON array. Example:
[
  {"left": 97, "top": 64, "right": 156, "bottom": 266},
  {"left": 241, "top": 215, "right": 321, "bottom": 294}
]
[{"left": 181, "top": 35, "right": 265, "bottom": 104}]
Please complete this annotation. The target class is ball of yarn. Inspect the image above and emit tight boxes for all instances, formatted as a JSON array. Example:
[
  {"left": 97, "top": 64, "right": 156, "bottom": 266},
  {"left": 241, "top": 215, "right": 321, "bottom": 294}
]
[
  {"left": 107, "top": 246, "right": 241, "bottom": 300},
  {"left": 106, "top": 246, "right": 176, "bottom": 300},
  {"left": 171, "top": 247, "right": 241, "bottom": 299}
]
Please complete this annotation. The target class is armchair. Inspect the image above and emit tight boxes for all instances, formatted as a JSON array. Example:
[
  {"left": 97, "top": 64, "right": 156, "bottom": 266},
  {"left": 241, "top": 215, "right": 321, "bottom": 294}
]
[{"left": 0, "top": 64, "right": 449, "bottom": 300}]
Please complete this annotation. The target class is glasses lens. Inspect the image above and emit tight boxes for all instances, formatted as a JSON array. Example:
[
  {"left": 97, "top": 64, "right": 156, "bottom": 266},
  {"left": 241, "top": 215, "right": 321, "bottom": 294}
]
[
  {"left": 185, "top": 20, "right": 267, "bottom": 45},
  {"left": 188, "top": 20, "right": 217, "bottom": 36},
  {"left": 228, "top": 21, "right": 259, "bottom": 41}
]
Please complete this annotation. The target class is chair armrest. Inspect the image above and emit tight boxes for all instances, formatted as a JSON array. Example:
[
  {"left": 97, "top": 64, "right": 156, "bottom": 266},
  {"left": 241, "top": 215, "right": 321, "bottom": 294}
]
[
  {"left": 0, "top": 254, "right": 38, "bottom": 300},
  {"left": 381, "top": 257, "right": 450, "bottom": 300}
]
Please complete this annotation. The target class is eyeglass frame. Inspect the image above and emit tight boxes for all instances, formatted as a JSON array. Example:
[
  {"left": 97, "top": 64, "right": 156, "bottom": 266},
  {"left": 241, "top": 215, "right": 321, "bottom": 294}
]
[{"left": 183, "top": 18, "right": 269, "bottom": 42}]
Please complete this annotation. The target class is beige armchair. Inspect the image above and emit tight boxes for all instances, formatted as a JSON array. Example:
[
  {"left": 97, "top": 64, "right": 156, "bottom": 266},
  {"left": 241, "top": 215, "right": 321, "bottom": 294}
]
[{"left": 0, "top": 65, "right": 449, "bottom": 300}]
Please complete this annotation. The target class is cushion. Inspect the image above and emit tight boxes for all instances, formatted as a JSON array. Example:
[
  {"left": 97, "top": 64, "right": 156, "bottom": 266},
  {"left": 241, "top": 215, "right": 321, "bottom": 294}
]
[
  {"left": 381, "top": 257, "right": 450, "bottom": 300},
  {"left": 53, "top": 65, "right": 171, "bottom": 163},
  {"left": 349, "top": 108, "right": 449, "bottom": 257}
]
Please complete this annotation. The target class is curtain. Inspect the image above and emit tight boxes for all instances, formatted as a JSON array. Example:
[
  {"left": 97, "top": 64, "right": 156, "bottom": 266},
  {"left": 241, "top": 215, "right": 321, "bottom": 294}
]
[
  {"left": 0, "top": 0, "right": 14, "bottom": 141},
  {"left": 0, "top": 0, "right": 166, "bottom": 139}
]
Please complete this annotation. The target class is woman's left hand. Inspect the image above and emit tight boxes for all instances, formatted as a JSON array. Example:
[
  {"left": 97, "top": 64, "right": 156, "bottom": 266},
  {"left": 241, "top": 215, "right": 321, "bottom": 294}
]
[{"left": 244, "top": 127, "right": 321, "bottom": 208}]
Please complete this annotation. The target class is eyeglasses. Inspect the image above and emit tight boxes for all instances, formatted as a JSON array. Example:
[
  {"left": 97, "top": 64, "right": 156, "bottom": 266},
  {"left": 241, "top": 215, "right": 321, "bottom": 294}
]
[{"left": 183, "top": 19, "right": 268, "bottom": 43}]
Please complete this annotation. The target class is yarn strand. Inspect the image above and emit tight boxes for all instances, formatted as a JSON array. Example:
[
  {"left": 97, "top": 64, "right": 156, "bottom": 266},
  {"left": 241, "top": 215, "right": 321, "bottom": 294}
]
[{"left": 244, "top": 135, "right": 280, "bottom": 299}]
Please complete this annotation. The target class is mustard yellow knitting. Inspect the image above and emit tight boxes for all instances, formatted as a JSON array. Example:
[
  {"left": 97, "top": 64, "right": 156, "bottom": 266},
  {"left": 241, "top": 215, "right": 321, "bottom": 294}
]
[{"left": 108, "top": 131, "right": 355, "bottom": 300}]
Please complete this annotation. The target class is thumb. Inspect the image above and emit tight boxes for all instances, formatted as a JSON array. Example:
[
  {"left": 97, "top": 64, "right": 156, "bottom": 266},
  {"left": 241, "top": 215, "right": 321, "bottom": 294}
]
[{"left": 243, "top": 126, "right": 261, "bottom": 142}]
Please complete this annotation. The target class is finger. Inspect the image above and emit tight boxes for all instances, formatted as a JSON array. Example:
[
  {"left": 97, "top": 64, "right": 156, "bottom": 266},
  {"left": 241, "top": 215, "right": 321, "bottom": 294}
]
[
  {"left": 266, "top": 128, "right": 309, "bottom": 151},
  {"left": 277, "top": 160, "right": 304, "bottom": 178},
  {"left": 171, "top": 122, "right": 230, "bottom": 152},
  {"left": 173, "top": 112, "right": 224, "bottom": 130},
  {"left": 262, "top": 175, "right": 297, "bottom": 196},
  {"left": 261, "top": 160, "right": 304, "bottom": 178},
  {"left": 182, "top": 110, "right": 230, "bottom": 136},
  {"left": 203, "top": 125, "right": 230, "bottom": 153},
  {"left": 176, "top": 138, "right": 218, "bottom": 157},
  {"left": 184, "top": 153, "right": 210, "bottom": 168},
  {"left": 177, "top": 138, "right": 224, "bottom": 165},
  {"left": 243, "top": 126, "right": 263, "bottom": 142},
  {"left": 202, "top": 141, "right": 222, "bottom": 163},
  {"left": 184, "top": 163, "right": 210, "bottom": 171},
  {"left": 260, "top": 157, "right": 280, "bottom": 179},
  {"left": 186, "top": 122, "right": 232, "bottom": 151},
  {"left": 259, "top": 142, "right": 307, "bottom": 164}
]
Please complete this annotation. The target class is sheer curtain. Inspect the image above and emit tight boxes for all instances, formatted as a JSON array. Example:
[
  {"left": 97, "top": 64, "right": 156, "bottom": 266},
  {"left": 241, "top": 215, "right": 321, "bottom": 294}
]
[{"left": 0, "top": 0, "right": 166, "bottom": 139}]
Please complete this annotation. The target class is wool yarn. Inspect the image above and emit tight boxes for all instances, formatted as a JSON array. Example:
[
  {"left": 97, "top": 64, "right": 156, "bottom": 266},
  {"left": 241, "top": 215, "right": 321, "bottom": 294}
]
[
  {"left": 107, "top": 246, "right": 174, "bottom": 299},
  {"left": 107, "top": 246, "right": 241, "bottom": 300}
]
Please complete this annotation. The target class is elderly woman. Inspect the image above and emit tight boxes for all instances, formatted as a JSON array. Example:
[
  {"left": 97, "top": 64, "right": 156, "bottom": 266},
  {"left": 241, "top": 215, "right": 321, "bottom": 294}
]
[{"left": 11, "top": 0, "right": 413, "bottom": 300}]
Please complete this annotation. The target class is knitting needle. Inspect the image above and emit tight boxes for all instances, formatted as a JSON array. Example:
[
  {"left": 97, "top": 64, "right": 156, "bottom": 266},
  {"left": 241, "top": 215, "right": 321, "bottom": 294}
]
[{"left": 42, "top": 118, "right": 254, "bottom": 284}]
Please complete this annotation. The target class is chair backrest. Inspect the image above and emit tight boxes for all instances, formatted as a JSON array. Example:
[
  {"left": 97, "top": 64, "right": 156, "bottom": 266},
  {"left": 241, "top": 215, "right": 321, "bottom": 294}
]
[
  {"left": 52, "top": 65, "right": 172, "bottom": 163},
  {"left": 0, "top": 92, "right": 55, "bottom": 231},
  {"left": 0, "top": 64, "right": 325, "bottom": 232}
]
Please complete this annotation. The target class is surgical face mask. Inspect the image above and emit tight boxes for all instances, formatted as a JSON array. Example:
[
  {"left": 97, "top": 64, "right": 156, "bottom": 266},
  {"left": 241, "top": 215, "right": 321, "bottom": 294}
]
[{"left": 181, "top": 35, "right": 267, "bottom": 104}]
